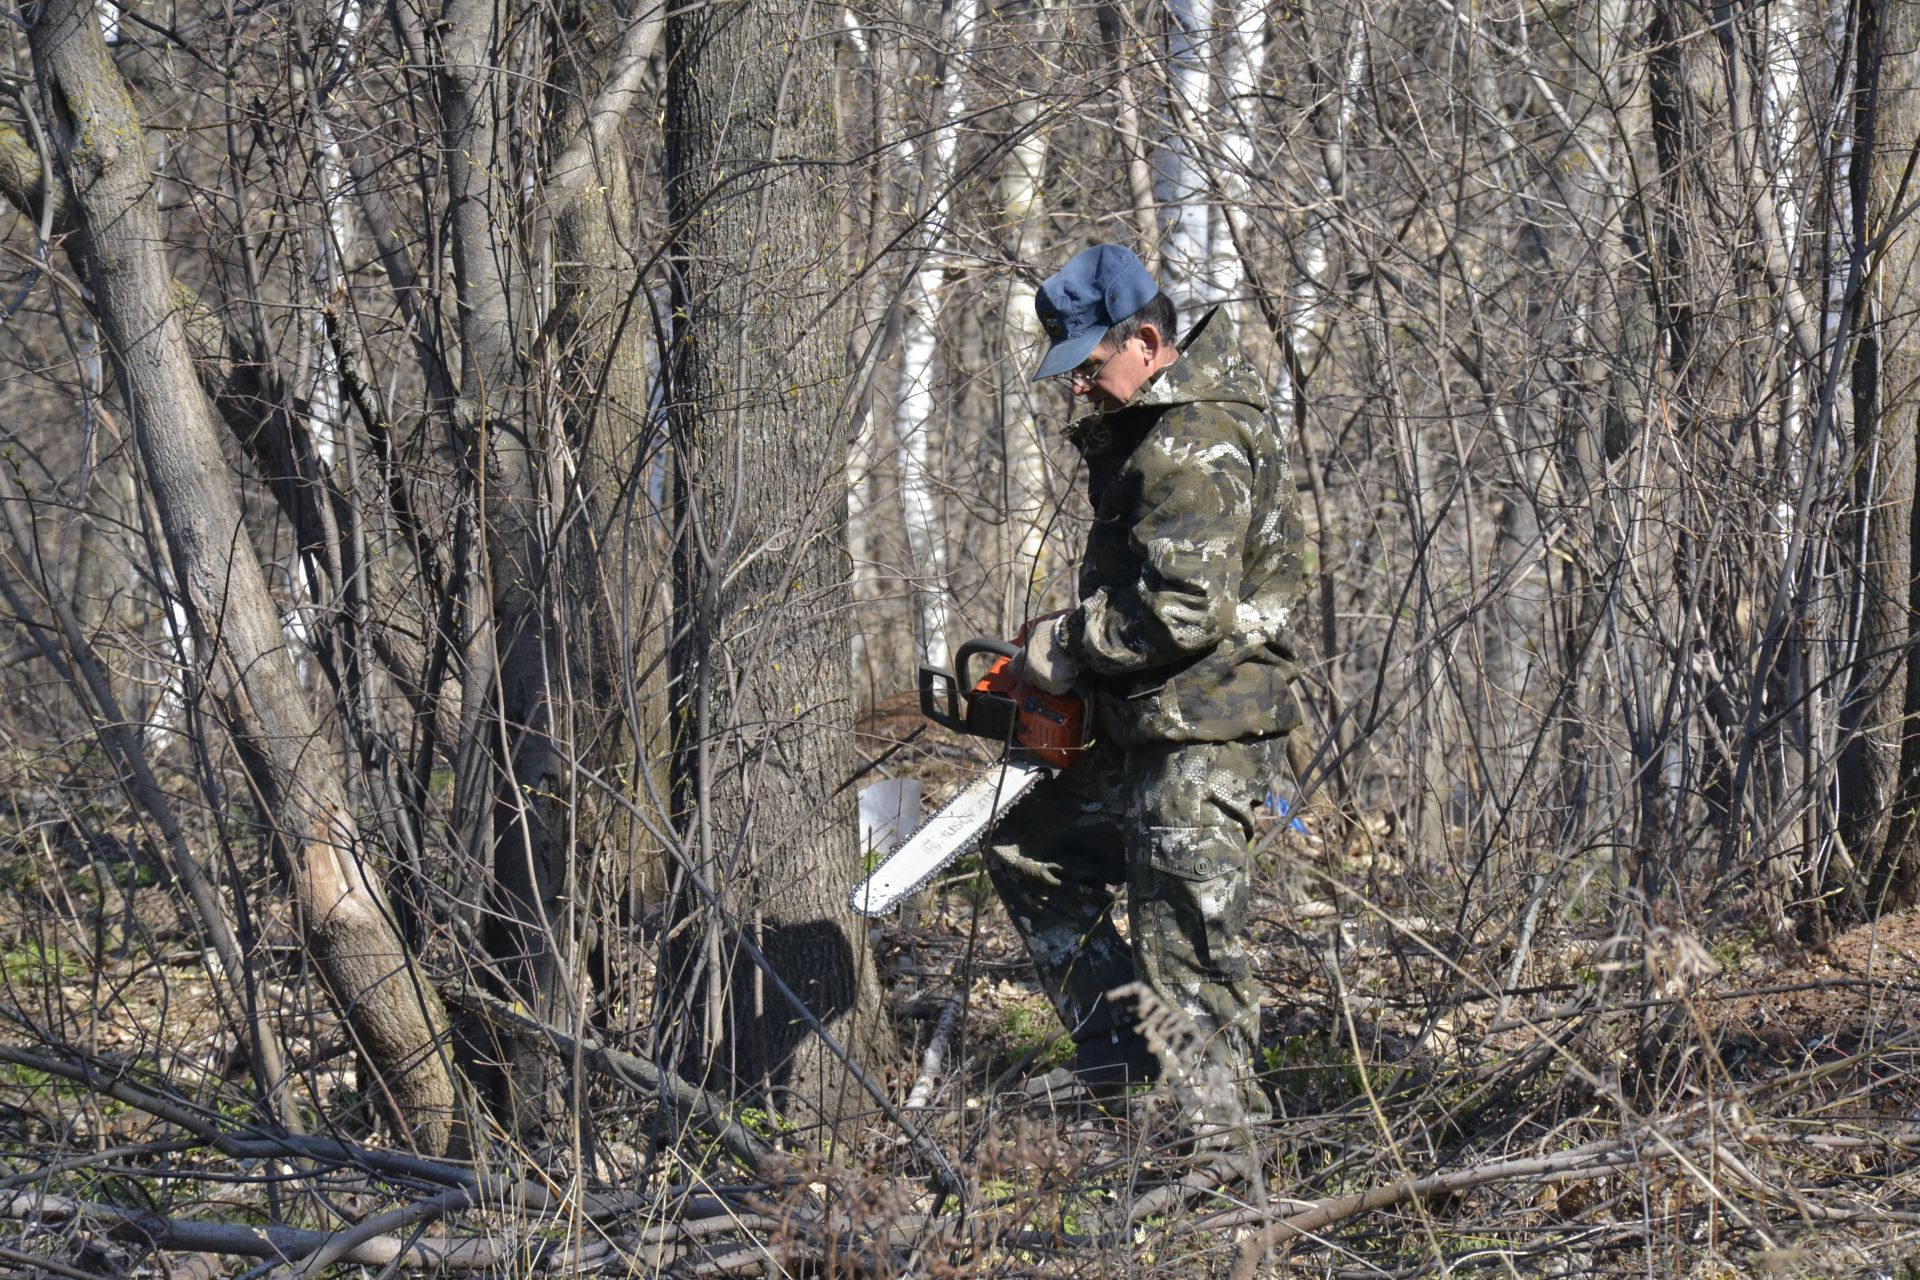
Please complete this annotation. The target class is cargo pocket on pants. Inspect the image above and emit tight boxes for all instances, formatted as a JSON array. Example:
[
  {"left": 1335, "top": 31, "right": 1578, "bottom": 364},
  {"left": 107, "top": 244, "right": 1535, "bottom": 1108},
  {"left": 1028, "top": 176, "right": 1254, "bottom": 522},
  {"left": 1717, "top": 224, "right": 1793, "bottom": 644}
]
[
  {"left": 1139, "top": 825, "right": 1249, "bottom": 985},
  {"left": 1146, "top": 825, "right": 1235, "bottom": 882}
]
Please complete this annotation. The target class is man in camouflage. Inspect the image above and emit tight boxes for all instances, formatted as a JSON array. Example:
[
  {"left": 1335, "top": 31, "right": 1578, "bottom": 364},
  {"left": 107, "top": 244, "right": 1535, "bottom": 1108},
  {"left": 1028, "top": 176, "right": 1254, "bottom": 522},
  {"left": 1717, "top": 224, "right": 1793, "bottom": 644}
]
[{"left": 992, "top": 243, "right": 1307, "bottom": 1135}]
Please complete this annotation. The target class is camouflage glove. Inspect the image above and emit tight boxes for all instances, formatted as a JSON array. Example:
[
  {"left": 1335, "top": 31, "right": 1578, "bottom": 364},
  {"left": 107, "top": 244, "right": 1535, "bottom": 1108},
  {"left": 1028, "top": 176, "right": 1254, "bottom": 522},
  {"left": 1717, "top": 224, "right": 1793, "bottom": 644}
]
[
  {"left": 1014, "top": 615, "right": 1079, "bottom": 695},
  {"left": 993, "top": 847, "right": 1064, "bottom": 887}
]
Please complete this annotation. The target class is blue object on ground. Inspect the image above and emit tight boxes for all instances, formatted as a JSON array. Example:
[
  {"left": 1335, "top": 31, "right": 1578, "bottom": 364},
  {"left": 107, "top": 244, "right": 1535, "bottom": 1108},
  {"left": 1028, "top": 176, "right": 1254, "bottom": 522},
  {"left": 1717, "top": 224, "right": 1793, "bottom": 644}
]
[{"left": 1266, "top": 790, "right": 1310, "bottom": 835}]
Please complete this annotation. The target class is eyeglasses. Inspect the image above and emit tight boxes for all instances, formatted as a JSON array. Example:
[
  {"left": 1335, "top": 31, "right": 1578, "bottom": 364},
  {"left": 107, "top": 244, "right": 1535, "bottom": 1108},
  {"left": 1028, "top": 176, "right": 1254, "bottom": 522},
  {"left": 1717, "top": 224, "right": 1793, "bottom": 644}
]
[{"left": 1066, "top": 345, "right": 1118, "bottom": 390}]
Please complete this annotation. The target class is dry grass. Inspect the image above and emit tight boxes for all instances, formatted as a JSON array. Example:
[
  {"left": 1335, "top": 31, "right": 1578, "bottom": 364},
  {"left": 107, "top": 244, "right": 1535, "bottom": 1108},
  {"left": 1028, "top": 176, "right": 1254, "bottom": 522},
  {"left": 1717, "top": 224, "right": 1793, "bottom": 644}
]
[{"left": 0, "top": 714, "right": 1916, "bottom": 1278}]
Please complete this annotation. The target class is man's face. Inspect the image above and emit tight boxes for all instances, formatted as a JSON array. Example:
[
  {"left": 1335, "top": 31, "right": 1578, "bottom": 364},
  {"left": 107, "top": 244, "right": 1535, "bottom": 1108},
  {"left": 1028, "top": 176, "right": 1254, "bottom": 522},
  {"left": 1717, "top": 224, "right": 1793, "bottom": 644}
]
[{"left": 1066, "top": 330, "right": 1157, "bottom": 411}]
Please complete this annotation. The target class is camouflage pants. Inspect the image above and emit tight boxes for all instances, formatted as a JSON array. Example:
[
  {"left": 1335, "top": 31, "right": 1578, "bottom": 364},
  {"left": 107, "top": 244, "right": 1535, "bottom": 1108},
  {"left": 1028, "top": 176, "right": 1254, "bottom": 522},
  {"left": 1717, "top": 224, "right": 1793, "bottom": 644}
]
[{"left": 986, "top": 737, "right": 1274, "bottom": 1119}]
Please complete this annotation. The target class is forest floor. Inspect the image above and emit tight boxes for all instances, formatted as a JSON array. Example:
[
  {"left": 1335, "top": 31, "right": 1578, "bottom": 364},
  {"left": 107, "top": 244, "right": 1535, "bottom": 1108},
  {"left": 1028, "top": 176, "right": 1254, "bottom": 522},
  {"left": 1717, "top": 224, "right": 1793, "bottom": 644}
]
[
  {"left": 0, "top": 708, "right": 1913, "bottom": 1276},
  {"left": 851, "top": 694, "right": 1920, "bottom": 1278}
]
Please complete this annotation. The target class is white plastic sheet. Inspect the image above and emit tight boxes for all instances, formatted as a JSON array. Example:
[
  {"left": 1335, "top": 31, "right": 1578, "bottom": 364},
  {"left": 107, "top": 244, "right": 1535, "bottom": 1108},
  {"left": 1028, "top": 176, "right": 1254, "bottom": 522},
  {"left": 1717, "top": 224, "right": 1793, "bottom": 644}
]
[{"left": 858, "top": 778, "right": 921, "bottom": 855}]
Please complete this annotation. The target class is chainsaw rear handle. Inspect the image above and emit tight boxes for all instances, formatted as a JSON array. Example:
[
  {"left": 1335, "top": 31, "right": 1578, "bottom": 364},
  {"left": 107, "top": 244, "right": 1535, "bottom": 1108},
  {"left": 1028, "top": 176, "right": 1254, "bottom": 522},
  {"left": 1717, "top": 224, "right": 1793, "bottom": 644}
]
[{"left": 917, "top": 639, "right": 1020, "bottom": 733}]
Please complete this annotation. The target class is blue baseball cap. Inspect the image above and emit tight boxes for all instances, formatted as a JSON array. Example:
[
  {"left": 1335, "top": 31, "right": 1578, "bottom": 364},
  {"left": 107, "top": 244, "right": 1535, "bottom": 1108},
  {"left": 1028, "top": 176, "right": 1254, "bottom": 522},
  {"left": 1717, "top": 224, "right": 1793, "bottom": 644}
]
[{"left": 1032, "top": 244, "right": 1159, "bottom": 381}]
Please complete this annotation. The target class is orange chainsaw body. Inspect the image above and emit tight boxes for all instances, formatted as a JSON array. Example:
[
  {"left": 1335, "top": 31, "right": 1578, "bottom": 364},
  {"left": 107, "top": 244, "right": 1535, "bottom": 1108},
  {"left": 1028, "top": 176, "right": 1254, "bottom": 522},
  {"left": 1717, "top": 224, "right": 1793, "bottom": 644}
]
[{"left": 918, "top": 629, "right": 1089, "bottom": 770}]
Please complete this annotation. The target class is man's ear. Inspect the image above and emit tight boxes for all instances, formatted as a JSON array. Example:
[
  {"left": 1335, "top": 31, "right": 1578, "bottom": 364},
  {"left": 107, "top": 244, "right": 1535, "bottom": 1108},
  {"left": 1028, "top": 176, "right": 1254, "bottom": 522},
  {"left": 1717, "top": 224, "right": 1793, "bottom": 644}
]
[{"left": 1135, "top": 322, "right": 1168, "bottom": 361}]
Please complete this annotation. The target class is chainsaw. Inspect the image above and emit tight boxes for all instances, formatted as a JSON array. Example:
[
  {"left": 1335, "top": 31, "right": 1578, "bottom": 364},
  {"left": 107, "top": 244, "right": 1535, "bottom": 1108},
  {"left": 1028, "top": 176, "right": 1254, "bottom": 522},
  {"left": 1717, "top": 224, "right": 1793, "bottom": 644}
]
[{"left": 848, "top": 630, "right": 1088, "bottom": 916}]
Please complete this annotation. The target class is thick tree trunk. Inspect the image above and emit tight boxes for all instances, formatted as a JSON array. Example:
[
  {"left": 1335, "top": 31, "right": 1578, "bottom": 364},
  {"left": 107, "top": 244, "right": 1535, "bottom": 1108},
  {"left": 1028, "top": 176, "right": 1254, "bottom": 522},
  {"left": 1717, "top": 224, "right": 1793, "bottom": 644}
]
[
  {"left": 30, "top": 0, "right": 457, "bottom": 1153},
  {"left": 430, "top": 0, "right": 557, "bottom": 1131},
  {"left": 1578, "top": 0, "right": 1665, "bottom": 893},
  {"left": 433, "top": 0, "right": 669, "bottom": 1134},
  {"left": 663, "top": 0, "right": 891, "bottom": 1110},
  {"left": 1849, "top": 0, "right": 1920, "bottom": 914}
]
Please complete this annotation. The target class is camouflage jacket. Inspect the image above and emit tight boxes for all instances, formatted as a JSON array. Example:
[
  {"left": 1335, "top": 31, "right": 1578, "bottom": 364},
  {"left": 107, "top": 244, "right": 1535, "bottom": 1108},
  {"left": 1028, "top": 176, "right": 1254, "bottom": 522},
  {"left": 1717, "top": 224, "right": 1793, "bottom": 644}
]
[{"left": 1060, "top": 309, "right": 1308, "bottom": 747}]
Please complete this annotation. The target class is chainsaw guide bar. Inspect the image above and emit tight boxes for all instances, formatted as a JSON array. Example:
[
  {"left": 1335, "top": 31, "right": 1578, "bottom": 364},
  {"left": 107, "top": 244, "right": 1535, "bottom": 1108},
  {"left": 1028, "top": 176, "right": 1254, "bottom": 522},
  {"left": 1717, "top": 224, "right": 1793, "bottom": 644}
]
[{"left": 848, "top": 758, "right": 1054, "bottom": 916}]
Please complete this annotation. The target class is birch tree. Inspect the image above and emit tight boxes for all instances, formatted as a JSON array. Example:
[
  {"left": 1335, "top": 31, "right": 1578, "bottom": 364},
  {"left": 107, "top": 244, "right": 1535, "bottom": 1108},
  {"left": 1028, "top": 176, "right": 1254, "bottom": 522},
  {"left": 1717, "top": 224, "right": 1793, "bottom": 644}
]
[
  {"left": 1152, "top": 0, "right": 1213, "bottom": 313},
  {"left": 994, "top": 6, "right": 1057, "bottom": 620},
  {"left": 889, "top": 0, "right": 979, "bottom": 668}
]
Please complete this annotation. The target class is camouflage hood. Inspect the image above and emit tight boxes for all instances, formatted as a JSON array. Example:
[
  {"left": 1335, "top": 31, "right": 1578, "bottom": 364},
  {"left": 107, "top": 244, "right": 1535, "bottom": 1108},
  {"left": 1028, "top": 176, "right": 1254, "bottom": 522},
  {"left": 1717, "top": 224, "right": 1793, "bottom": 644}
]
[{"left": 1058, "top": 309, "right": 1308, "bottom": 746}]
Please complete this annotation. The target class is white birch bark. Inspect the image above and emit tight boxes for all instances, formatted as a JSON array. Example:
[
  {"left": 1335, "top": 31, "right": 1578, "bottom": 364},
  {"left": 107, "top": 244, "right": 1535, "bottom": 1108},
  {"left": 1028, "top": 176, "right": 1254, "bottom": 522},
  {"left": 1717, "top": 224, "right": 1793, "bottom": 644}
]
[
  {"left": 1150, "top": 0, "right": 1271, "bottom": 336},
  {"left": 894, "top": 280, "right": 953, "bottom": 668},
  {"left": 842, "top": 7, "right": 880, "bottom": 687},
  {"left": 1154, "top": 0, "right": 1213, "bottom": 315},
  {"left": 998, "top": 37, "right": 1053, "bottom": 622},
  {"left": 1759, "top": 0, "right": 1816, "bottom": 448},
  {"left": 307, "top": 0, "right": 363, "bottom": 466},
  {"left": 272, "top": 0, "right": 362, "bottom": 682},
  {"left": 1204, "top": 0, "right": 1266, "bottom": 325},
  {"left": 1287, "top": 22, "right": 1365, "bottom": 424},
  {"left": 890, "top": 0, "right": 978, "bottom": 669}
]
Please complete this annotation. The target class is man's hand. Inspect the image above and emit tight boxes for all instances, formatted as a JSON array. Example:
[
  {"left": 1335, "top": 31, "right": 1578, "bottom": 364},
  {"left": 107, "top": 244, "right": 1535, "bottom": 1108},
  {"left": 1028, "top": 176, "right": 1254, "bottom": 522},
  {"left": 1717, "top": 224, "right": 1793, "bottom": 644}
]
[
  {"left": 992, "top": 847, "right": 1064, "bottom": 887},
  {"left": 1014, "top": 614, "right": 1079, "bottom": 694}
]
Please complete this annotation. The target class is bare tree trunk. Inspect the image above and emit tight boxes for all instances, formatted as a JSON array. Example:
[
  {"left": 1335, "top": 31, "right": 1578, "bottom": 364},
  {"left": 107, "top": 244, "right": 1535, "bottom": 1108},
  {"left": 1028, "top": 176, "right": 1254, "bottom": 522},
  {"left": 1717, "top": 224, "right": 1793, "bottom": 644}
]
[
  {"left": 1578, "top": 0, "right": 1667, "bottom": 895},
  {"left": 543, "top": 0, "right": 670, "bottom": 1028},
  {"left": 995, "top": 21, "right": 1054, "bottom": 621},
  {"left": 890, "top": 0, "right": 977, "bottom": 668},
  {"left": 415, "top": 0, "right": 670, "bottom": 1136},
  {"left": 30, "top": 0, "right": 457, "bottom": 1153},
  {"left": 1154, "top": 0, "right": 1213, "bottom": 312},
  {"left": 1845, "top": 0, "right": 1920, "bottom": 914},
  {"left": 1204, "top": 0, "right": 1267, "bottom": 327},
  {"left": 663, "top": 0, "right": 892, "bottom": 1110},
  {"left": 1834, "top": 0, "right": 1912, "bottom": 902},
  {"left": 1096, "top": 2, "right": 1160, "bottom": 260},
  {"left": 429, "top": 0, "right": 561, "bottom": 1132}
]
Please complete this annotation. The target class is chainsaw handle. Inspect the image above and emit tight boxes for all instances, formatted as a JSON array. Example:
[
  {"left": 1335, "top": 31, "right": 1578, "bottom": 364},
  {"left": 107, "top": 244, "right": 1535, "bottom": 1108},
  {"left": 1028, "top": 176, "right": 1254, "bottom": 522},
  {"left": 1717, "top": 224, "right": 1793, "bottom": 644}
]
[
  {"left": 917, "top": 665, "right": 966, "bottom": 733},
  {"left": 918, "top": 639, "right": 1021, "bottom": 734},
  {"left": 954, "top": 638, "right": 1019, "bottom": 683}
]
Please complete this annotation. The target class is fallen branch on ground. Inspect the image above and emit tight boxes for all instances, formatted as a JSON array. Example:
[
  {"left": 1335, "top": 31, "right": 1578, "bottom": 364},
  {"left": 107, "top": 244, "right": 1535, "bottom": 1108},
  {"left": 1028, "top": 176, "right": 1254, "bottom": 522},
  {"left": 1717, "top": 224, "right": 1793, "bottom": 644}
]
[
  {"left": 0, "top": 1188, "right": 618, "bottom": 1272},
  {"left": 906, "top": 994, "right": 961, "bottom": 1110},
  {"left": 0, "top": 1041, "right": 647, "bottom": 1216},
  {"left": 1230, "top": 1139, "right": 1647, "bottom": 1279}
]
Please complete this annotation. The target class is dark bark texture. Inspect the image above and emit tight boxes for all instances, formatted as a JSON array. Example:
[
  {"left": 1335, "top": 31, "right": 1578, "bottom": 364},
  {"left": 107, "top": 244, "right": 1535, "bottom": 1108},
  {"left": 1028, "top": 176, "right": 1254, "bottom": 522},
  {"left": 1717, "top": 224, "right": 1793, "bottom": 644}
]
[
  {"left": 662, "top": 0, "right": 890, "bottom": 1106},
  {"left": 1859, "top": 0, "right": 1920, "bottom": 913}
]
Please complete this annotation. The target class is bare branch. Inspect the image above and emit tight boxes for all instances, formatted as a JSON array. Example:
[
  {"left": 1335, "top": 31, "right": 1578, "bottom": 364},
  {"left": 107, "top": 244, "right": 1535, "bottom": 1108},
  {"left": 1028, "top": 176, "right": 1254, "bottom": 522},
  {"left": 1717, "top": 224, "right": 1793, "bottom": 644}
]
[{"left": 542, "top": 1, "right": 667, "bottom": 210}]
